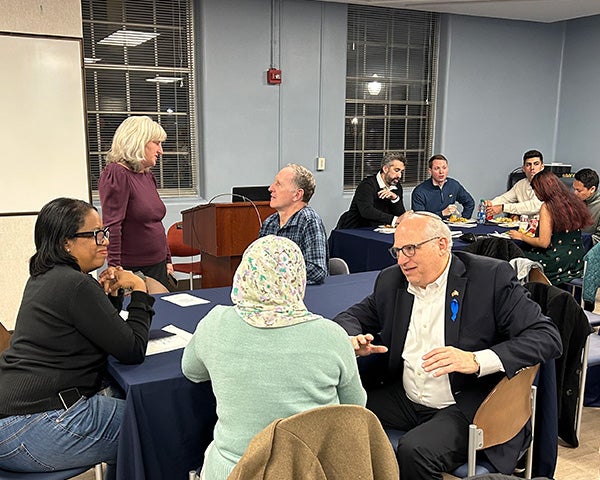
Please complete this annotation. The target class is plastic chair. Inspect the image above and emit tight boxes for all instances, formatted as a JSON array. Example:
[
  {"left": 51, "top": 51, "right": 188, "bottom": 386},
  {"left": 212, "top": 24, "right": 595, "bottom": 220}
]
[
  {"left": 386, "top": 365, "right": 539, "bottom": 479},
  {"left": 167, "top": 222, "right": 202, "bottom": 290},
  {"left": 328, "top": 257, "right": 350, "bottom": 275},
  {"left": 565, "top": 259, "right": 600, "bottom": 327},
  {"left": 0, "top": 464, "right": 102, "bottom": 480},
  {"left": 507, "top": 168, "right": 526, "bottom": 190}
]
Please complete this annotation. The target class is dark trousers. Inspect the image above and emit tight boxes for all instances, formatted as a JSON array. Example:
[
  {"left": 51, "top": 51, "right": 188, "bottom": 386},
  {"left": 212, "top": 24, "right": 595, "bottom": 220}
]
[
  {"left": 367, "top": 380, "right": 470, "bottom": 480},
  {"left": 123, "top": 260, "right": 169, "bottom": 290}
]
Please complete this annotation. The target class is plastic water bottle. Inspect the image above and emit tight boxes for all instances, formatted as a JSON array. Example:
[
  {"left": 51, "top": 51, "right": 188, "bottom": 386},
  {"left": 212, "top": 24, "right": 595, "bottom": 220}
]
[{"left": 477, "top": 199, "right": 486, "bottom": 225}]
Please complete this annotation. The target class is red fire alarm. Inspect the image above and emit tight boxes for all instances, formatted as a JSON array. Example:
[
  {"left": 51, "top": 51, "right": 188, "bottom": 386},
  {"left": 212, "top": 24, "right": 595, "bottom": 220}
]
[{"left": 267, "top": 68, "right": 282, "bottom": 85}]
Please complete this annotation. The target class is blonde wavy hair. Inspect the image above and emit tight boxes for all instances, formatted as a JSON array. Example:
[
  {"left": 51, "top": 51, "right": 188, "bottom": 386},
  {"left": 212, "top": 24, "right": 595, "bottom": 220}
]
[{"left": 106, "top": 116, "right": 167, "bottom": 172}]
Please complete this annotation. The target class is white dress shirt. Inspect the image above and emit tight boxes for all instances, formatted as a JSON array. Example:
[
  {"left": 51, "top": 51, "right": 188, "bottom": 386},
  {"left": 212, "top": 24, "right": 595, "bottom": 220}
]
[
  {"left": 376, "top": 172, "right": 401, "bottom": 225},
  {"left": 402, "top": 256, "right": 504, "bottom": 409}
]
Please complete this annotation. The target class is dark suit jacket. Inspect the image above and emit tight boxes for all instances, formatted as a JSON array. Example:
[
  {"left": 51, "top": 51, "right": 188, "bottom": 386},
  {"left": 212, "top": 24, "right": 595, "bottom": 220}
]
[
  {"left": 334, "top": 251, "right": 562, "bottom": 473},
  {"left": 336, "top": 175, "right": 405, "bottom": 229},
  {"left": 525, "top": 282, "right": 593, "bottom": 448}
]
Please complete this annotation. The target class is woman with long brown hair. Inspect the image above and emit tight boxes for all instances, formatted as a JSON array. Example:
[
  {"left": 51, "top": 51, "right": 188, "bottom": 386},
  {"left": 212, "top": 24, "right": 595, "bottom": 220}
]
[{"left": 509, "top": 169, "right": 592, "bottom": 284}]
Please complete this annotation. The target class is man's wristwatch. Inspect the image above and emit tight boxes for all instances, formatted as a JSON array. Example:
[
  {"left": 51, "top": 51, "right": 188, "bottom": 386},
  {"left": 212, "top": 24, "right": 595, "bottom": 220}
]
[{"left": 472, "top": 353, "right": 481, "bottom": 375}]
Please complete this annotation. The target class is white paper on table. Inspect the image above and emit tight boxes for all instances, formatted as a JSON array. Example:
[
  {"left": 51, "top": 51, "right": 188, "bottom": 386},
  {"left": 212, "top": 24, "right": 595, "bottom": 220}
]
[
  {"left": 161, "top": 293, "right": 211, "bottom": 307},
  {"left": 146, "top": 324, "right": 193, "bottom": 356},
  {"left": 450, "top": 231, "right": 463, "bottom": 238},
  {"left": 374, "top": 227, "right": 396, "bottom": 234}
]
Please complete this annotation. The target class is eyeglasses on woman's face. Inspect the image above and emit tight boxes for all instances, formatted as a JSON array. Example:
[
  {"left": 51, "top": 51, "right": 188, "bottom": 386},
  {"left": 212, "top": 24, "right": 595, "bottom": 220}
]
[
  {"left": 69, "top": 227, "right": 109, "bottom": 246},
  {"left": 388, "top": 237, "right": 440, "bottom": 259}
]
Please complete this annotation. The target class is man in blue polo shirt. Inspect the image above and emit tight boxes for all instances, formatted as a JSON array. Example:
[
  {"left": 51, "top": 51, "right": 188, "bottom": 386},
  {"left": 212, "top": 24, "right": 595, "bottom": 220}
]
[{"left": 411, "top": 154, "right": 475, "bottom": 219}]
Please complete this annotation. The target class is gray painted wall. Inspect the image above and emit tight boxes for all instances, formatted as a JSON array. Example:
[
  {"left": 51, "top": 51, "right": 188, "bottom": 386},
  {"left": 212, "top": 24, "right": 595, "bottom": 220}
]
[
  {"left": 556, "top": 14, "right": 600, "bottom": 166},
  {"left": 435, "top": 14, "right": 565, "bottom": 206},
  {"left": 165, "top": 0, "right": 348, "bottom": 232},
  {"left": 164, "top": 1, "right": 599, "bottom": 232}
]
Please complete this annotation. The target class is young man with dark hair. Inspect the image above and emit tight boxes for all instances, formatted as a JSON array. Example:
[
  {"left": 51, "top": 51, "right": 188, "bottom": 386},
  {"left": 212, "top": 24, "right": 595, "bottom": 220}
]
[
  {"left": 485, "top": 149, "right": 544, "bottom": 217},
  {"left": 574, "top": 167, "right": 600, "bottom": 245}
]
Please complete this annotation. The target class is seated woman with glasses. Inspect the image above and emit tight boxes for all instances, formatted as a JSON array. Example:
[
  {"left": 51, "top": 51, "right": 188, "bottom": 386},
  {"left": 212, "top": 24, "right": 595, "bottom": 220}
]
[
  {"left": 508, "top": 169, "right": 593, "bottom": 285},
  {"left": 0, "top": 197, "right": 155, "bottom": 479},
  {"left": 181, "top": 235, "right": 367, "bottom": 480}
]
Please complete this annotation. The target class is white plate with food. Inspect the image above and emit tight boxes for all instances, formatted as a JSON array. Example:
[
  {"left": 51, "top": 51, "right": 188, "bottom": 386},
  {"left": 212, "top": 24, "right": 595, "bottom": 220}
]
[
  {"left": 444, "top": 217, "right": 476, "bottom": 225},
  {"left": 489, "top": 218, "right": 519, "bottom": 228},
  {"left": 490, "top": 231, "right": 511, "bottom": 239}
]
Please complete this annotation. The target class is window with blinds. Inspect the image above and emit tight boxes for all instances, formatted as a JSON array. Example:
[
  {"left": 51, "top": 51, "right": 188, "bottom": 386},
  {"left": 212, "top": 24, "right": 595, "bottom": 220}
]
[
  {"left": 81, "top": 0, "right": 198, "bottom": 198},
  {"left": 345, "top": 6, "right": 438, "bottom": 190}
]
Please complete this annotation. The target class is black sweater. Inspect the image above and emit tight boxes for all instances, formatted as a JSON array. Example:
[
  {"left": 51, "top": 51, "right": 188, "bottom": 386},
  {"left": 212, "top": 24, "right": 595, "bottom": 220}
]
[
  {"left": 0, "top": 265, "right": 154, "bottom": 417},
  {"left": 337, "top": 175, "right": 406, "bottom": 229}
]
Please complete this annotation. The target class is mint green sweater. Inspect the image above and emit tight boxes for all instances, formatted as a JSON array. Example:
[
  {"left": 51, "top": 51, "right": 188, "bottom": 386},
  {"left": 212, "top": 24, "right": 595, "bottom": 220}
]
[{"left": 181, "top": 306, "right": 367, "bottom": 480}]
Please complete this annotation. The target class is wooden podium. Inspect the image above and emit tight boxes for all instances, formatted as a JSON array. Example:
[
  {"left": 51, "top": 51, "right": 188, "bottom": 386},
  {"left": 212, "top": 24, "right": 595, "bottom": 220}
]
[{"left": 181, "top": 201, "right": 275, "bottom": 288}]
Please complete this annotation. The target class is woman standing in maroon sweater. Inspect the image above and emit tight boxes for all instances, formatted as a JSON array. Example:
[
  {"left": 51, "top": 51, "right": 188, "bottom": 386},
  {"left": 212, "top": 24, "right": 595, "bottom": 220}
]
[{"left": 99, "top": 116, "right": 173, "bottom": 288}]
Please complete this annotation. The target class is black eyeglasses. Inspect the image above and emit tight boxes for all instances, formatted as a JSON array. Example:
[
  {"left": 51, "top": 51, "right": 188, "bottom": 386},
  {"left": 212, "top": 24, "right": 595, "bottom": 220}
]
[
  {"left": 69, "top": 227, "right": 109, "bottom": 246},
  {"left": 389, "top": 237, "right": 440, "bottom": 259}
]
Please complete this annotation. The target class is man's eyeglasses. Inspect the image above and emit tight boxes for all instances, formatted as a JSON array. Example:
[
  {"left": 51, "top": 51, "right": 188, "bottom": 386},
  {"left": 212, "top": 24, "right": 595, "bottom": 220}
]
[
  {"left": 69, "top": 227, "right": 110, "bottom": 246},
  {"left": 388, "top": 237, "right": 440, "bottom": 259}
]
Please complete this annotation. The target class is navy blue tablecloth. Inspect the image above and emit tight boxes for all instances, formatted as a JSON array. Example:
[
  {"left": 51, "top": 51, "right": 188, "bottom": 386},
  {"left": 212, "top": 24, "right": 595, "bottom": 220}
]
[
  {"left": 329, "top": 225, "right": 593, "bottom": 274},
  {"left": 108, "top": 267, "right": 558, "bottom": 479},
  {"left": 329, "top": 223, "right": 505, "bottom": 273},
  {"left": 108, "top": 271, "right": 378, "bottom": 480}
]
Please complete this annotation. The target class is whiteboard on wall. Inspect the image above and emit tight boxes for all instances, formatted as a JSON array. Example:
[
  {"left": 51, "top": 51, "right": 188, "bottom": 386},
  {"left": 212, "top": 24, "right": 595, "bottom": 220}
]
[{"left": 0, "top": 34, "right": 89, "bottom": 213}]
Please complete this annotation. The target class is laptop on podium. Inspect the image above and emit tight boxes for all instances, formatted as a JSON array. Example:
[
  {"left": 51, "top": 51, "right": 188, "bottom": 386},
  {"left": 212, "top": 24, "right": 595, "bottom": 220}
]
[{"left": 231, "top": 186, "right": 271, "bottom": 203}]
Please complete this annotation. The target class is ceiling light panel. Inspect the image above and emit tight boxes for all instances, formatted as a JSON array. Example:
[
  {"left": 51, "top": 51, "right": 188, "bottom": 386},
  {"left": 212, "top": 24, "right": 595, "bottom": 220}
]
[{"left": 98, "top": 30, "right": 159, "bottom": 47}]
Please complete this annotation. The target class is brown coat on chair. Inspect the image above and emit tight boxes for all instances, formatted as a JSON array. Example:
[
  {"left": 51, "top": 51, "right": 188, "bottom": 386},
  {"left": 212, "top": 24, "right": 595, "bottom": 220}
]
[{"left": 227, "top": 404, "right": 399, "bottom": 480}]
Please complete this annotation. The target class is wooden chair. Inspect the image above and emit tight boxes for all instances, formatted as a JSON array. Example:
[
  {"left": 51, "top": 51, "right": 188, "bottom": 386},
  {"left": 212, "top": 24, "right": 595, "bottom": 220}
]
[
  {"left": 527, "top": 266, "right": 551, "bottom": 286},
  {"left": 144, "top": 276, "right": 170, "bottom": 294},
  {"left": 0, "top": 323, "right": 11, "bottom": 353},
  {"left": 463, "top": 364, "right": 539, "bottom": 478},
  {"left": 386, "top": 365, "right": 540, "bottom": 478}
]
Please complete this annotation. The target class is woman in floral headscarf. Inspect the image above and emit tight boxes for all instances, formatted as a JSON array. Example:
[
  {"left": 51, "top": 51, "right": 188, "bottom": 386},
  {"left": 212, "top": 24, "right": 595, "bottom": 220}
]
[{"left": 181, "top": 235, "right": 366, "bottom": 480}]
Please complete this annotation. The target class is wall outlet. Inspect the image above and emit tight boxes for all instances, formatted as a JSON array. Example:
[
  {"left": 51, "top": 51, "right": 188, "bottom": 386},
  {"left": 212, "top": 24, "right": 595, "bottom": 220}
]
[{"left": 316, "top": 157, "right": 326, "bottom": 171}]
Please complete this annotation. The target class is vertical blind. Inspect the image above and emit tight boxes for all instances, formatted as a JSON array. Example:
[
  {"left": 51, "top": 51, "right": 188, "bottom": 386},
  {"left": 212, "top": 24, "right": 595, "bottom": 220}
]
[
  {"left": 344, "top": 6, "right": 438, "bottom": 190},
  {"left": 81, "top": 0, "right": 198, "bottom": 198}
]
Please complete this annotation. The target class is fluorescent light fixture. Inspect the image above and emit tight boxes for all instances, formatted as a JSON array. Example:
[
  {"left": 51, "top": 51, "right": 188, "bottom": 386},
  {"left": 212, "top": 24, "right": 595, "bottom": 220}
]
[
  {"left": 145, "top": 76, "right": 184, "bottom": 84},
  {"left": 84, "top": 57, "right": 102, "bottom": 64},
  {"left": 99, "top": 29, "right": 159, "bottom": 47},
  {"left": 367, "top": 74, "right": 382, "bottom": 96}
]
